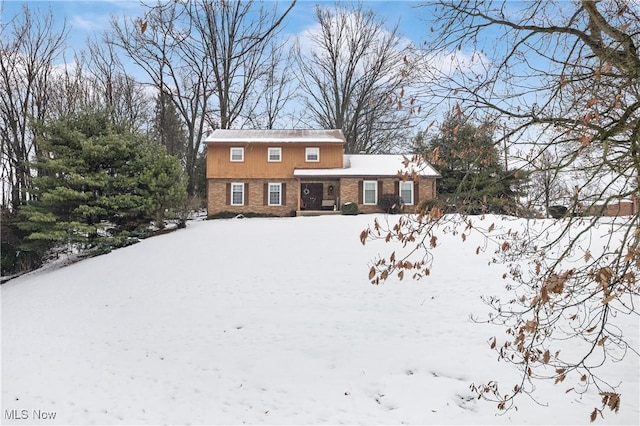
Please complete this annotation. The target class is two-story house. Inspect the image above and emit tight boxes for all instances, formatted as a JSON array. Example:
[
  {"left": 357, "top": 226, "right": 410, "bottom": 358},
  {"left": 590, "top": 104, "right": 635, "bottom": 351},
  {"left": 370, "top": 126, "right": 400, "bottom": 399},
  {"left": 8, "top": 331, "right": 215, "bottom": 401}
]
[{"left": 205, "top": 129, "right": 440, "bottom": 217}]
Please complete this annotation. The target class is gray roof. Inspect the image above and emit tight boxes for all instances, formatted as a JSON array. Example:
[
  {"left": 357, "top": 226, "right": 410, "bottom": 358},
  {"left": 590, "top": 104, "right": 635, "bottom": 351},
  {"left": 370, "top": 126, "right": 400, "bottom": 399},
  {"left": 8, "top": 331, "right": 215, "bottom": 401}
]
[{"left": 204, "top": 129, "right": 346, "bottom": 144}]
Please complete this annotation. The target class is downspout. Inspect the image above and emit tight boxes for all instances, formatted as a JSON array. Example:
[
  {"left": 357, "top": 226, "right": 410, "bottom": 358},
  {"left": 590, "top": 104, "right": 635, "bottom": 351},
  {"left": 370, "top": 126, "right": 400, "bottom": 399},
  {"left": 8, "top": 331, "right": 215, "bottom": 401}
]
[{"left": 297, "top": 177, "right": 301, "bottom": 213}]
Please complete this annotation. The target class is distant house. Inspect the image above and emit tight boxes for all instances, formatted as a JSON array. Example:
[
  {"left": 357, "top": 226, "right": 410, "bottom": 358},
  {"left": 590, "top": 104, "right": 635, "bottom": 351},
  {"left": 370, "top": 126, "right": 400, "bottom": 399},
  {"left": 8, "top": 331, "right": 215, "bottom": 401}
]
[
  {"left": 204, "top": 129, "right": 440, "bottom": 216},
  {"left": 587, "top": 196, "right": 639, "bottom": 217}
]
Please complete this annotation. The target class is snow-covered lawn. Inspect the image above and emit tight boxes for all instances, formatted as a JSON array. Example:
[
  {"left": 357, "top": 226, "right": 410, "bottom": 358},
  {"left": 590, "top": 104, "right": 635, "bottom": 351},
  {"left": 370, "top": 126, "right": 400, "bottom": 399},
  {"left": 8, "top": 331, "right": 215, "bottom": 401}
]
[{"left": 2, "top": 214, "right": 638, "bottom": 425}]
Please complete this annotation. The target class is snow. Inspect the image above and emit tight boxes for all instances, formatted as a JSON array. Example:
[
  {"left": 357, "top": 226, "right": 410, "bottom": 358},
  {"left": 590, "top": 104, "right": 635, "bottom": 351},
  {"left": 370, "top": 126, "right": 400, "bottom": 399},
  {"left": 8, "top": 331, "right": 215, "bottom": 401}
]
[
  {"left": 204, "top": 129, "right": 346, "bottom": 144},
  {"left": 293, "top": 154, "right": 440, "bottom": 178},
  {"left": 1, "top": 214, "right": 638, "bottom": 425}
]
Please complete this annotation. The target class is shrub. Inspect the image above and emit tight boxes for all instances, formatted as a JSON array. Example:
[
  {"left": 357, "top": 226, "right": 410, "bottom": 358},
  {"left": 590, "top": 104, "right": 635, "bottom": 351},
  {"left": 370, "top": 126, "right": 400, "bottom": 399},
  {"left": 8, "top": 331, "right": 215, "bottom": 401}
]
[
  {"left": 419, "top": 199, "right": 438, "bottom": 214},
  {"left": 208, "top": 211, "right": 279, "bottom": 220},
  {"left": 548, "top": 205, "right": 568, "bottom": 219},
  {"left": 341, "top": 202, "right": 358, "bottom": 215},
  {"left": 1, "top": 208, "right": 45, "bottom": 276},
  {"left": 378, "top": 194, "right": 403, "bottom": 214}
]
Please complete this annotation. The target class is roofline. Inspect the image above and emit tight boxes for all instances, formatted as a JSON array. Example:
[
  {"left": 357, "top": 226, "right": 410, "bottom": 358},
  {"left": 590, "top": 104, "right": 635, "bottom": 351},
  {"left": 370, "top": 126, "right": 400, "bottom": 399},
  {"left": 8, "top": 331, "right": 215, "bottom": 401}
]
[
  {"left": 204, "top": 129, "right": 346, "bottom": 144},
  {"left": 293, "top": 171, "right": 441, "bottom": 178},
  {"left": 205, "top": 139, "right": 345, "bottom": 144}
]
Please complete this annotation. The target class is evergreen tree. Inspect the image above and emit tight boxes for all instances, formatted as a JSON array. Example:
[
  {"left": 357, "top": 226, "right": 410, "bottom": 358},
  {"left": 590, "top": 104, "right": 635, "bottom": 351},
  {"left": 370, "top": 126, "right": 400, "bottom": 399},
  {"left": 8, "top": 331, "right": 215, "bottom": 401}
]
[
  {"left": 152, "top": 90, "right": 187, "bottom": 165},
  {"left": 19, "top": 110, "right": 186, "bottom": 258},
  {"left": 139, "top": 144, "right": 187, "bottom": 228},
  {"left": 427, "top": 114, "right": 525, "bottom": 214},
  {"left": 192, "top": 149, "right": 207, "bottom": 202}
]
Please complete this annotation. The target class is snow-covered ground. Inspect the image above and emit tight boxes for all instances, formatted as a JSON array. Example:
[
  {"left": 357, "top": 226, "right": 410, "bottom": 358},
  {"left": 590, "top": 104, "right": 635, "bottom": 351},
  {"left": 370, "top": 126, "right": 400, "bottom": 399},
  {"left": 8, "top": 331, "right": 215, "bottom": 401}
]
[{"left": 2, "top": 214, "right": 638, "bottom": 425}]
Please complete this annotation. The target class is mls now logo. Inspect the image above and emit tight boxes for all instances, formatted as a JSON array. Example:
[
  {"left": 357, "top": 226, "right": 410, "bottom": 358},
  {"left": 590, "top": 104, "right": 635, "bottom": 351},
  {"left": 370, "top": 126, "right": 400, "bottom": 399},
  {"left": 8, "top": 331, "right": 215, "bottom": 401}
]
[{"left": 5, "top": 409, "right": 57, "bottom": 420}]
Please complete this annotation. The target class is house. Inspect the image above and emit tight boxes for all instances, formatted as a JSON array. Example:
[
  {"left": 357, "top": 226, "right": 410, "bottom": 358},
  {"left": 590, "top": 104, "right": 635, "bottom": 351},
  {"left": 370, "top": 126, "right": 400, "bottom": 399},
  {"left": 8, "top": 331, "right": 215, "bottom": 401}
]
[{"left": 204, "top": 129, "right": 440, "bottom": 217}]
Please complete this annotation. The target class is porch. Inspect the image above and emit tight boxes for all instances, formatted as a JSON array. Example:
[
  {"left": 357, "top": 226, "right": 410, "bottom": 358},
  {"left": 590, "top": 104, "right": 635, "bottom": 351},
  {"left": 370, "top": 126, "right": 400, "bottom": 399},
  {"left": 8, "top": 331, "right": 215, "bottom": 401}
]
[
  {"left": 296, "top": 209, "right": 341, "bottom": 217},
  {"left": 297, "top": 179, "right": 340, "bottom": 213}
]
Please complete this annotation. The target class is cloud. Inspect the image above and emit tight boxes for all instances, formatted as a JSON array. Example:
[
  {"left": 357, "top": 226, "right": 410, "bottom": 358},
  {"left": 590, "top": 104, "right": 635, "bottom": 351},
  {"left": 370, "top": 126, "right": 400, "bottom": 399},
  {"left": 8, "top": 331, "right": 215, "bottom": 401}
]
[
  {"left": 70, "top": 14, "right": 106, "bottom": 32},
  {"left": 69, "top": 0, "right": 143, "bottom": 33}
]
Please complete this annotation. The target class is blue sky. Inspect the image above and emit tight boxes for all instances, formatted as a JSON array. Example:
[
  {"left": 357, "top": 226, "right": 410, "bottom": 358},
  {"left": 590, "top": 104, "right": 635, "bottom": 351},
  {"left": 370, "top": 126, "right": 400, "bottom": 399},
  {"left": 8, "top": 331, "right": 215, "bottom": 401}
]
[{"left": 1, "top": 0, "right": 431, "bottom": 62}]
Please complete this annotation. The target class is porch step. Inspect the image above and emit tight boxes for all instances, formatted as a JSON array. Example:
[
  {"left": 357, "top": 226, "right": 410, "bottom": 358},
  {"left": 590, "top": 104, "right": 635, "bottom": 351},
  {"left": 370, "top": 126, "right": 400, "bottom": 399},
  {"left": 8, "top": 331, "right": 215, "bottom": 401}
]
[{"left": 296, "top": 210, "right": 341, "bottom": 217}]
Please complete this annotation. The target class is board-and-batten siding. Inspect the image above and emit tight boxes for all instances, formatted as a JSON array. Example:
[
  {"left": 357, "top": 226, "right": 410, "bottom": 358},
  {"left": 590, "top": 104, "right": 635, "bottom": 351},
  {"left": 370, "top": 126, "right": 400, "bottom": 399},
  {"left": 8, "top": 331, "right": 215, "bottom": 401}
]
[{"left": 207, "top": 143, "right": 344, "bottom": 179}]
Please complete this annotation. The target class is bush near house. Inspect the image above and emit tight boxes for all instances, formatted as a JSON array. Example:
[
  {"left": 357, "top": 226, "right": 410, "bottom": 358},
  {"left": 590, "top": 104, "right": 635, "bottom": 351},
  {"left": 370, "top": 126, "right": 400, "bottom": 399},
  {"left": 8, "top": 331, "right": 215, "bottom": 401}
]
[
  {"left": 341, "top": 202, "right": 358, "bottom": 215},
  {"left": 419, "top": 199, "right": 439, "bottom": 214},
  {"left": 208, "top": 211, "right": 280, "bottom": 220},
  {"left": 378, "top": 194, "right": 403, "bottom": 214},
  {"left": 549, "top": 205, "right": 568, "bottom": 219}
]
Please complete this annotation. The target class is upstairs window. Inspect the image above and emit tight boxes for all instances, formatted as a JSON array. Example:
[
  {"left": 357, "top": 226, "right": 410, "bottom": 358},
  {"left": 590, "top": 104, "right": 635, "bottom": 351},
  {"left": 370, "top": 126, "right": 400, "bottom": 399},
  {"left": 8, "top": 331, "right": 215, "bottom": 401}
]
[
  {"left": 230, "top": 147, "right": 244, "bottom": 162},
  {"left": 399, "top": 181, "right": 414, "bottom": 205},
  {"left": 268, "top": 147, "right": 282, "bottom": 162},
  {"left": 305, "top": 147, "right": 319, "bottom": 162}
]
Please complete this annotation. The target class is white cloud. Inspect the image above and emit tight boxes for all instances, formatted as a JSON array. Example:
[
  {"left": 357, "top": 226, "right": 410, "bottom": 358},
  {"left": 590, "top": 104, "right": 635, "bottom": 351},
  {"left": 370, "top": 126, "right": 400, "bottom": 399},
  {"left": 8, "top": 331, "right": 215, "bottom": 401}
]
[{"left": 70, "top": 13, "right": 111, "bottom": 32}]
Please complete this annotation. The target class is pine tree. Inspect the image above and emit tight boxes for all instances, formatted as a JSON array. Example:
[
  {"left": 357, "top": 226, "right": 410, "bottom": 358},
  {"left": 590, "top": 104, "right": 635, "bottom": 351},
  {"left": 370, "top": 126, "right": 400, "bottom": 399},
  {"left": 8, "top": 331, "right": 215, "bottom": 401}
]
[
  {"left": 19, "top": 110, "right": 186, "bottom": 258},
  {"left": 427, "top": 114, "right": 526, "bottom": 214},
  {"left": 152, "top": 90, "right": 187, "bottom": 164},
  {"left": 139, "top": 144, "right": 187, "bottom": 229}
]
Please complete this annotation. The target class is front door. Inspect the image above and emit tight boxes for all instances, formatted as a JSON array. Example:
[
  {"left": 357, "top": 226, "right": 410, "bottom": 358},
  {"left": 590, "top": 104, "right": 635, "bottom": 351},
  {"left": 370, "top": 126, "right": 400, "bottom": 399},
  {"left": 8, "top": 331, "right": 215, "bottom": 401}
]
[{"left": 301, "top": 183, "right": 323, "bottom": 210}]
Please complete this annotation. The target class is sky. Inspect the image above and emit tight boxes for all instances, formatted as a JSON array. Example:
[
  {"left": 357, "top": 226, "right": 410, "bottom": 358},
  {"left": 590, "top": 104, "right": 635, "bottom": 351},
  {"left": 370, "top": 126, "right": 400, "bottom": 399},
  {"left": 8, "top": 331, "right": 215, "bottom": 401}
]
[{"left": 0, "top": 0, "right": 432, "bottom": 63}]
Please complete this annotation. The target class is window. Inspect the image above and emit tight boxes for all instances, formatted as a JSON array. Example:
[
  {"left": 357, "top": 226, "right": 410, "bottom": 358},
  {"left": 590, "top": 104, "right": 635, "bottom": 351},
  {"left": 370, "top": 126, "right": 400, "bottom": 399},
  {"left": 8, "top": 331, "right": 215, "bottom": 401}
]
[
  {"left": 399, "top": 181, "right": 414, "bottom": 205},
  {"left": 268, "top": 183, "right": 281, "bottom": 206},
  {"left": 231, "top": 182, "right": 244, "bottom": 205},
  {"left": 305, "top": 147, "right": 319, "bottom": 162},
  {"left": 267, "top": 147, "right": 281, "bottom": 162},
  {"left": 363, "top": 180, "right": 378, "bottom": 205},
  {"left": 230, "top": 147, "right": 244, "bottom": 162}
]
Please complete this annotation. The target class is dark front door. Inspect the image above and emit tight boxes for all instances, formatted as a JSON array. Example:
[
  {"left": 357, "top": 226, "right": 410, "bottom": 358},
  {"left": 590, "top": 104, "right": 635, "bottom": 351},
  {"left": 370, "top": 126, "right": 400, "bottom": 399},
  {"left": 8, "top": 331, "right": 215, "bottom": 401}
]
[{"left": 301, "top": 183, "right": 323, "bottom": 210}]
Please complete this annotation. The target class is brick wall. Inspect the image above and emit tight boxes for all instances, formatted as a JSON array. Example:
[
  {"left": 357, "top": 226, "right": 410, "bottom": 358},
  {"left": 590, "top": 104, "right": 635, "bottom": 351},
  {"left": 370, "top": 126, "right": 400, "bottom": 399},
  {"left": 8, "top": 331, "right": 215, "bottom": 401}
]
[
  {"left": 339, "top": 176, "right": 437, "bottom": 214},
  {"left": 208, "top": 176, "right": 439, "bottom": 217},
  {"left": 339, "top": 178, "right": 360, "bottom": 210},
  {"left": 604, "top": 200, "right": 636, "bottom": 217},
  {"left": 208, "top": 178, "right": 298, "bottom": 217}
]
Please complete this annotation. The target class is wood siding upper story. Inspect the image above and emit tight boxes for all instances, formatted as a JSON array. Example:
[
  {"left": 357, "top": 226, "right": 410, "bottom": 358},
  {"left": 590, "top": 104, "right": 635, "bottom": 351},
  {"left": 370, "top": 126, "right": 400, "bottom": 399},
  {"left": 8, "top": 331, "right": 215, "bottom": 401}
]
[{"left": 207, "top": 143, "right": 344, "bottom": 179}]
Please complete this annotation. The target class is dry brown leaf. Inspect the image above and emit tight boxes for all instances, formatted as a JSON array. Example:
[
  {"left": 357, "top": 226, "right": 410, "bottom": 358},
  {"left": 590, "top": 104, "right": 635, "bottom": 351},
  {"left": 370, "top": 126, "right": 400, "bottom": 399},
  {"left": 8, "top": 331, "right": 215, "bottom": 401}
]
[{"left": 360, "top": 230, "right": 368, "bottom": 245}]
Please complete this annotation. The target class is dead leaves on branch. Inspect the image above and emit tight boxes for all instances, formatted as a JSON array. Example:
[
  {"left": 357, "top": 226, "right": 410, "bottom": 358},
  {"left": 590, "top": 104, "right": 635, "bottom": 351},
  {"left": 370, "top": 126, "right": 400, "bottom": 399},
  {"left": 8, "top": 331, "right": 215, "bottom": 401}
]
[
  {"left": 591, "top": 393, "right": 622, "bottom": 423},
  {"left": 363, "top": 208, "right": 636, "bottom": 422},
  {"left": 136, "top": 18, "right": 148, "bottom": 35},
  {"left": 368, "top": 256, "right": 430, "bottom": 285}
]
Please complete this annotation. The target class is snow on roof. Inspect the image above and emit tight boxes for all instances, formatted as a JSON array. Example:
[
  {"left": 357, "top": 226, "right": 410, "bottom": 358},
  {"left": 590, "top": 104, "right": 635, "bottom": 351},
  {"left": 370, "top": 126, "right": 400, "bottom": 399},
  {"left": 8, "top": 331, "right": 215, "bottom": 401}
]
[
  {"left": 204, "top": 129, "right": 346, "bottom": 144},
  {"left": 293, "top": 154, "right": 441, "bottom": 178}
]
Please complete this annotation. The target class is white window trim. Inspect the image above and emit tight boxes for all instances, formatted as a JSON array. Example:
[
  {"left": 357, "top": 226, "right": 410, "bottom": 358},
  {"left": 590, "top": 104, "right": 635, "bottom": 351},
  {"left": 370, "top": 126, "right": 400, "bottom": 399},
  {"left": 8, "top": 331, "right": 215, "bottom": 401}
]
[
  {"left": 399, "top": 181, "right": 414, "bottom": 205},
  {"left": 363, "top": 180, "right": 378, "bottom": 205},
  {"left": 305, "top": 147, "right": 320, "bottom": 162},
  {"left": 231, "top": 182, "right": 244, "bottom": 206},
  {"left": 230, "top": 147, "right": 244, "bottom": 162},
  {"left": 267, "top": 147, "right": 282, "bottom": 162},
  {"left": 268, "top": 183, "right": 282, "bottom": 206}
]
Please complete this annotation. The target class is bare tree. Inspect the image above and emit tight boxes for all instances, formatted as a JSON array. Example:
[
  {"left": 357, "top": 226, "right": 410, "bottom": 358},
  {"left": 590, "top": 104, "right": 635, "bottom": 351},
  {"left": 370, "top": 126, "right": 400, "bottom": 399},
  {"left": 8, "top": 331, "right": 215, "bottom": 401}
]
[
  {"left": 111, "top": 0, "right": 295, "bottom": 195},
  {"left": 0, "top": 4, "right": 67, "bottom": 209},
  {"left": 86, "top": 36, "right": 150, "bottom": 131},
  {"left": 293, "top": 3, "right": 419, "bottom": 154},
  {"left": 189, "top": 0, "right": 296, "bottom": 130},
  {"left": 110, "top": 1, "right": 209, "bottom": 195},
  {"left": 44, "top": 38, "right": 150, "bottom": 133},
  {"left": 364, "top": 0, "right": 640, "bottom": 421},
  {"left": 524, "top": 147, "right": 573, "bottom": 218},
  {"left": 46, "top": 52, "right": 90, "bottom": 119},
  {"left": 256, "top": 40, "right": 296, "bottom": 129}
]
